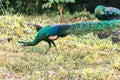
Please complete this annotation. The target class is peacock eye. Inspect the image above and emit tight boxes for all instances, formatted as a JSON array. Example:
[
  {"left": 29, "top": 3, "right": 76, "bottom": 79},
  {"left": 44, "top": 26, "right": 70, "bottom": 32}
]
[{"left": 22, "top": 43, "right": 26, "bottom": 47}]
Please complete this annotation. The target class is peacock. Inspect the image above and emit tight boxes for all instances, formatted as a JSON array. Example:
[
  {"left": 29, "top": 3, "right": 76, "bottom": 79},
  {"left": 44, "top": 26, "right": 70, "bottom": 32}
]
[
  {"left": 94, "top": 5, "right": 120, "bottom": 20},
  {"left": 94, "top": 5, "right": 120, "bottom": 42},
  {"left": 18, "top": 20, "right": 120, "bottom": 53}
]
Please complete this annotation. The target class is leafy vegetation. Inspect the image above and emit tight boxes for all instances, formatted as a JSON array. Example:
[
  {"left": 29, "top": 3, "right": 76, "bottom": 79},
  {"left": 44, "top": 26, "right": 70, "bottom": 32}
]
[
  {"left": 1, "top": 0, "right": 120, "bottom": 16},
  {"left": 0, "top": 11, "right": 120, "bottom": 79},
  {"left": 0, "top": 0, "right": 78, "bottom": 15}
]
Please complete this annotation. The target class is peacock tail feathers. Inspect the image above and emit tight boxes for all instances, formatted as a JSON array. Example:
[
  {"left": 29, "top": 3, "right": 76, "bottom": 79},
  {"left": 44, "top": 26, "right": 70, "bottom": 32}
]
[{"left": 68, "top": 20, "right": 120, "bottom": 35}]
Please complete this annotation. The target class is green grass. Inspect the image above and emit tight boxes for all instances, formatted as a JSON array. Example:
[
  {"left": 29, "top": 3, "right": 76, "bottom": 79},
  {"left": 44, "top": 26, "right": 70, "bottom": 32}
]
[{"left": 0, "top": 12, "right": 120, "bottom": 80}]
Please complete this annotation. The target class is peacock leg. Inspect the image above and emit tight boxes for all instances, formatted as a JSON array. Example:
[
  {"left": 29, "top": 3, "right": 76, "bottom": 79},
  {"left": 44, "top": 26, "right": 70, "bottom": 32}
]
[
  {"left": 44, "top": 42, "right": 52, "bottom": 54},
  {"left": 51, "top": 41, "right": 58, "bottom": 53}
]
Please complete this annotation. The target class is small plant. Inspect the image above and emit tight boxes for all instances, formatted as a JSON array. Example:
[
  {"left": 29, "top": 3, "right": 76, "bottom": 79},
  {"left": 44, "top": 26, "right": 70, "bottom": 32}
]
[{"left": 42, "top": 0, "right": 75, "bottom": 23}]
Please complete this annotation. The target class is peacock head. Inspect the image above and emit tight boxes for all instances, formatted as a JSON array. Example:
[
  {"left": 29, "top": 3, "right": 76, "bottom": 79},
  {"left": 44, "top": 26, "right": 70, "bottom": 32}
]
[
  {"left": 17, "top": 40, "right": 26, "bottom": 47},
  {"left": 94, "top": 5, "right": 105, "bottom": 15}
]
